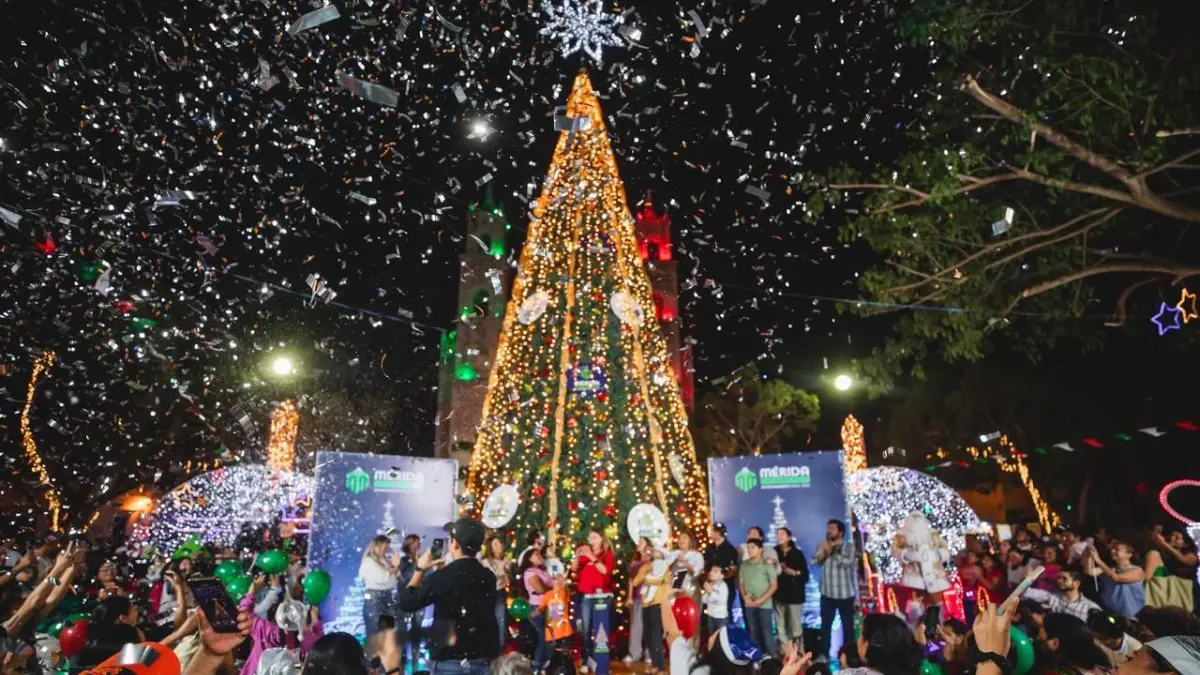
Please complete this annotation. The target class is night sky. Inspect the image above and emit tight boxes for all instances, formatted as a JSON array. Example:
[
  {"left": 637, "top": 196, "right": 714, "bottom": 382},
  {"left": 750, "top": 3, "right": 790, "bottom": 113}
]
[{"left": 0, "top": 0, "right": 932, "bottom": 525}]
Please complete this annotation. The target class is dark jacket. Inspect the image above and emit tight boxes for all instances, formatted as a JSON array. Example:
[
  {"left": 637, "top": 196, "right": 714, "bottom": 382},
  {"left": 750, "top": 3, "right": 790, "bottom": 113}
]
[
  {"left": 397, "top": 556, "right": 499, "bottom": 661},
  {"left": 774, "top": 543, "right": 810, "bottom": 604}
]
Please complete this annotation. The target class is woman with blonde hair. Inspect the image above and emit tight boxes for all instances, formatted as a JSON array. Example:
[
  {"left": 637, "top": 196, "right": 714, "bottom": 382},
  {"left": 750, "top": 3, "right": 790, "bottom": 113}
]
[{"left": 358, "top": 535, "right": 398, "bottom": 638}]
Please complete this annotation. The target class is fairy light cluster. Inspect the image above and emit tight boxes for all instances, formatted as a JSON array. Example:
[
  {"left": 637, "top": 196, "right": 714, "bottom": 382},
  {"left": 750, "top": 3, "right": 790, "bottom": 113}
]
[
  {"left": 969, "top": 437, "right": 1061, "bottom": 532},
  {"left": 132, "top": 464, "right": 313, "bottom": 552},
  {"left": 267, "top": 400, "right": 300, "bottom": 471},
  {"left": 996, "top": 452, "right": 1061, "bottom": 533},
  {"left": 467, "top": 72, "right": 709, "bottom": 550},
  {"left": 842, "top": 414, "right": 866, "bottom": 477},
  {"left": 21, "top": 350, "right": 62, "bottom": 531},
  {"left": 846, "top": 466, "right": 982, "bottom": 583}
]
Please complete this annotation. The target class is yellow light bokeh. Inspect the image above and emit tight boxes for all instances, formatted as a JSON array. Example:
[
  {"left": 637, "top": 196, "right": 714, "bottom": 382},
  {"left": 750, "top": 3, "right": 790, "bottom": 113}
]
[
  {"left": 22, "top": 350, "right": 62, "bottom": 531},
  {"left": 466, "top": 71, "right": 709, "bottom": 548}
]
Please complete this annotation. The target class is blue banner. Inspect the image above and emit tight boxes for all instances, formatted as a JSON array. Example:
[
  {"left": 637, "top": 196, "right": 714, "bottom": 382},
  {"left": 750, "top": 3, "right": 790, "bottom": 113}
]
[
  {"left": 308, "top": 452, "right": 459, "bottom": 637},
  {"left": 707, "top": 451, "right": 850, "bottom": 628}
]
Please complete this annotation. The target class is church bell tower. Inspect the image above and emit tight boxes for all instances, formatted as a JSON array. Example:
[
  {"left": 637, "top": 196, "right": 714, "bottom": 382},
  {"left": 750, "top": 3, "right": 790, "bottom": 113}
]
[
  {"left": 434, "top": 189, "right": 512, "bottom": 467},
  {"left": 633, "top": 192, "right": 694, "bottom": 410}
]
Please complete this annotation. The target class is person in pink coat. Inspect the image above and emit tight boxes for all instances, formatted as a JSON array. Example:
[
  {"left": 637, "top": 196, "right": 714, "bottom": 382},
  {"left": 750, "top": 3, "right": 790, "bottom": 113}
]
[{"left": 239, "top": 575, "right": 324, "bottom": 675}]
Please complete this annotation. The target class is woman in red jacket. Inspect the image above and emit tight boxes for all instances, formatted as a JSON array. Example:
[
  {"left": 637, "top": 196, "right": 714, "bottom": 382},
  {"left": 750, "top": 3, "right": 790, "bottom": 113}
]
[{"left": 573, "top": 529, "right": 615, "bottom": 672}]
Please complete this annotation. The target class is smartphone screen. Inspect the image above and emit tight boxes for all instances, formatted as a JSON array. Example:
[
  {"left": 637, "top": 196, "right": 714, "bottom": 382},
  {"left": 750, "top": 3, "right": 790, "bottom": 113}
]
[
  {"left": 671, "top": 571, "right": 686, "bottom": 590},
  {"left": 430, "top": 538, "right": 445, "bottom": 560},
  {"left": 188, "top": 577, "right": 241, "bottom": 633}
]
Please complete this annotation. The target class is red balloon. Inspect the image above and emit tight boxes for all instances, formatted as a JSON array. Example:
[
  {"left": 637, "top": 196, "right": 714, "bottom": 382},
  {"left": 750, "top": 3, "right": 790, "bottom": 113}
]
[
  {"left": 671, "top": 596, "right": 699, "bottom": 639},
  {"left": 59, "top": 620, "right": 89, "bottom": 657}
]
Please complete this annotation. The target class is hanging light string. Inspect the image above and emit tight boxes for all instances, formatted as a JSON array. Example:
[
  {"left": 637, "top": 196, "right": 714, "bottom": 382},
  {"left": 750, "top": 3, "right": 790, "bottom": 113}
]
[{"left": 21, "top": 350, "right": 62, "bottom": 531}]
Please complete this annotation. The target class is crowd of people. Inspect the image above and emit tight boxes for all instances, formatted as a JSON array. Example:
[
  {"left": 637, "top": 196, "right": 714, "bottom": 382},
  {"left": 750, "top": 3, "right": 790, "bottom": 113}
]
[{"left": 5, "top": 517, "right": 1200, "bottom": 675}]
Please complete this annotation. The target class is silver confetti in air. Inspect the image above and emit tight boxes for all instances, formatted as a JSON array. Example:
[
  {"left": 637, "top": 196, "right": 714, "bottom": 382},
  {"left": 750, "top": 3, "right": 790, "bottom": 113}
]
[
  {"left": 336, "top": 72, "right": 399, "bottom": 108},
  {"left": 745, "top": 185, "right": 771, "bottom": 205},
  {"left": 991, "top": 207, "right": 1014, "bottom": 236},
  {"left": 154, "top": 190, "right": 198, "bottom": 209},
  {"left": 288, "top": 4, "right": 341, "bottom": 35}
]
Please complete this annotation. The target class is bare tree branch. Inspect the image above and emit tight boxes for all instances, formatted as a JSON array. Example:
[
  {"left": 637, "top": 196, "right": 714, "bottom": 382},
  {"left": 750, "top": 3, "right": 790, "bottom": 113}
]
[
  {"left": 984, "top": 208, "right": 1124, "bottom": 271},
  {"left": 1104, "top": 278, "right": 1158, "bottom": 327},
  {"left": 964, "top": 76, "right": 1200, "bottom": 222},
  {"left": 1156, "top": 128, "right": 1200, "bottom": 138},
  {"left": 963, "top": 75, "right": 1133, "bottom": 181},
  {"left": 1009, "top": 263, "right": 1200, "bottom": 313},
  {"left": 1134, "top": 147, "right": 1200, "bottom": 180},
  {"left": 885, "top": 208, "right": 1111, "bottom": 294}
]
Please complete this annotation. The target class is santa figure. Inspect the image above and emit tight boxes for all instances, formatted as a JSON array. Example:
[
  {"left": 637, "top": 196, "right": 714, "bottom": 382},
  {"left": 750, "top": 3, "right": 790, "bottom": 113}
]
[{"left": 893, "top": 510, "right": 952, "bottom": 633}]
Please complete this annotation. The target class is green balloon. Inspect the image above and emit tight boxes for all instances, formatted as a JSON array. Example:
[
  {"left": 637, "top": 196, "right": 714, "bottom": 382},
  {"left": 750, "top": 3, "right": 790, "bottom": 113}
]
[
  {"left": 47, "top": 620, "right": 67, "bottom": 638},
  {"left": 1010, "top": 625, "right": 1035, "bottom": 675},
  {"left": 509, "top": 597, "right": 530, "bottom": 621},
  {"left": 64, "top": 612, "right": 91, "bottom": 624},
  {"left": 302, "top": 570, "right": 332, "bottom": 605},
  {"left": 213, "top": 560, "right": 242, "bottom": 582},
  {"left": 256, "top": 549, "right": 289, "bottom": 575},
  {"left": 919, "top": 661, "right": 945, "bottom": 675},
  {"left": 225, "top": 574, "right": 253, "bottom": 602}
]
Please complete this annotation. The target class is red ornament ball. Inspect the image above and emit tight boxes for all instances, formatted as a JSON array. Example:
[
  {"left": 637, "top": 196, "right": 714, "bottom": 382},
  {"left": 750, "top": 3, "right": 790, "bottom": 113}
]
[
  {"left": 603, "top": 504, "right": 617, "bottom": 518},
  {"left": 533, "top": 485, "right": 546, "bottom": 498},
  {"left": 568, "top": 500, "right": 579, "bottom": 512},
  {"left": 595, "top": 469, "right": 608, "bottom": 481},
  {"left": 596, "top": 391, "right": 608, "bottom": 403},
  {"left": 676, "top": 503, "right": 686, "bottom": 514}
]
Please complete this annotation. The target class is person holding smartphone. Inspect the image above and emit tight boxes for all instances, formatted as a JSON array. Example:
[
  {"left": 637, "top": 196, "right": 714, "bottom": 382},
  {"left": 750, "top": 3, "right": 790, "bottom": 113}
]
[{"left": 397, "top": 518, "right": 499, "bottom": 675}]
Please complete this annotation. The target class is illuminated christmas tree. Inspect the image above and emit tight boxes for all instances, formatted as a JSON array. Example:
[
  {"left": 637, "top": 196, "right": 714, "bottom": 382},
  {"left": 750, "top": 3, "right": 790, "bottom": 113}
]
[{"left": 466, "top": 70, "right": 709, "bottom": 551}]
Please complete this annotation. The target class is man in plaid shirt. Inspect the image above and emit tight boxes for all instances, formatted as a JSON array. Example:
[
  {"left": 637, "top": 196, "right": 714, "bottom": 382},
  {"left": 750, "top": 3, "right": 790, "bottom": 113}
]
[
  {"left": 1023, "top": 569, "right": 1101, "bottom": 621},
  {"left": 813, "top": 519, "right": 857, "bottom": 662}
]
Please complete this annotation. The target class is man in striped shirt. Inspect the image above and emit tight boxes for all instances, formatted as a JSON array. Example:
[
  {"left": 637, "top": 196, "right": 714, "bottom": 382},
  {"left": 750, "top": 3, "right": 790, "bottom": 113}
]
[{"left": 813, "top": 519, "right": 857, "bottom": 662}]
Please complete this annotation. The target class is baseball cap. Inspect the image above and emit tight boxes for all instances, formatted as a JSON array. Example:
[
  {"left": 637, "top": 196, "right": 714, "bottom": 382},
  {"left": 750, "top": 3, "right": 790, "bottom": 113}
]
[
  {"left": 711, "top": 522, "right": 728, "bottom": 536},
  {"left": 444, "top": 518, "right": 486, "bottom": 555}
]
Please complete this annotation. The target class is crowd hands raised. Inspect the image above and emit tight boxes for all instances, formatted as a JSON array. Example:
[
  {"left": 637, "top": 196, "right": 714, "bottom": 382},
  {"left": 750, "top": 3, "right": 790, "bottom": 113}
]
[
  {"left": 0, "top": 532, "right": 353, "bottom": 675},
  {"left": 5, "top": 521, "right": 1200, "bottom": 675}
]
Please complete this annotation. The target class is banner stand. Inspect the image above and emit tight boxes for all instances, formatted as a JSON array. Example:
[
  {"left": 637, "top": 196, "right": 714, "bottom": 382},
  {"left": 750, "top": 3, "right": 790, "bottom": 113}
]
[{"left": 586, "top": 593, "right": 613, "bottom": 675}]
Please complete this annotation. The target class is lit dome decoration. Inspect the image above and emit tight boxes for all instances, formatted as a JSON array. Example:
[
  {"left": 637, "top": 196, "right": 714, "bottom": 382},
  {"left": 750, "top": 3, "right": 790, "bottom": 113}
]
[
  {"left": 132, "top": 464, "right": 313, "bottom": 552},
  {"left": 847, "top": 466, "right": 982, "bottom": 583}
]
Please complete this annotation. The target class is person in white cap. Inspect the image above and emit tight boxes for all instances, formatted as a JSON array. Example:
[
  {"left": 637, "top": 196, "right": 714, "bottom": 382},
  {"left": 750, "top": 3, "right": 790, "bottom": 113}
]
[{"left": 1117, "top": 636, "right": 1200, "bottom": 675}]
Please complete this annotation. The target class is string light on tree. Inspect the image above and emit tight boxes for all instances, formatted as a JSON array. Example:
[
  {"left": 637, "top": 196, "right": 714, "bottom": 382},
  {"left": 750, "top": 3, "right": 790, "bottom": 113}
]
[
  {"left": 466, "top": 72, "right": 709, "bottom": 554},
  {"left": 267, "top": 400, "right": 300, "bottom": 471},
  {"left": 842, "top": 414, "right": 866, "bottom": 477},
  {"left": 979, "top": 436, "right": 1062, "bottom": 532},
  {"left": 539, "top": 0, "right": 624, "bottom": 66},
  {"left": 21, "top": 350, "right": 62, "bottom": 531}
]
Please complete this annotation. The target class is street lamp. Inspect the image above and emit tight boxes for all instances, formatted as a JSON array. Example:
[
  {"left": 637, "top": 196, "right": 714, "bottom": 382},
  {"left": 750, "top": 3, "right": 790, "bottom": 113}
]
[
  {"left": 834, "top": 374, "right": 853, "bottom": 391},
  {"left": 271, "top": 356, "right": 295, "bottom": 377}
]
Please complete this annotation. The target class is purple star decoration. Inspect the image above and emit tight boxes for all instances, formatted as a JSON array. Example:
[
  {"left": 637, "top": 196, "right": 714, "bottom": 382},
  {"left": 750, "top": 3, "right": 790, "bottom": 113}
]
[{"left": 1152, "top": 302, "right": 1184, "bottom": 336}]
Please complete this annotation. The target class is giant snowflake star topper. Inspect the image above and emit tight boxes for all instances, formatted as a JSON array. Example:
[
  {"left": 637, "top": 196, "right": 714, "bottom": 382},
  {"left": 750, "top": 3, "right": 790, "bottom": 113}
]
[{"left": 540, "top": 0, "right": 624, "bottom": 66}]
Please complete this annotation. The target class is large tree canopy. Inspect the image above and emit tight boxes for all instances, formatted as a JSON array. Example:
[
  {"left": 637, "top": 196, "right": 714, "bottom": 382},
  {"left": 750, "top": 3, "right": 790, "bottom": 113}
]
[
  {"left": 816, "top": 0, "right": 1200, "bottom": 391},
  {"left": 693, "top": 364, "right": 821, "bottom": 458}
]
